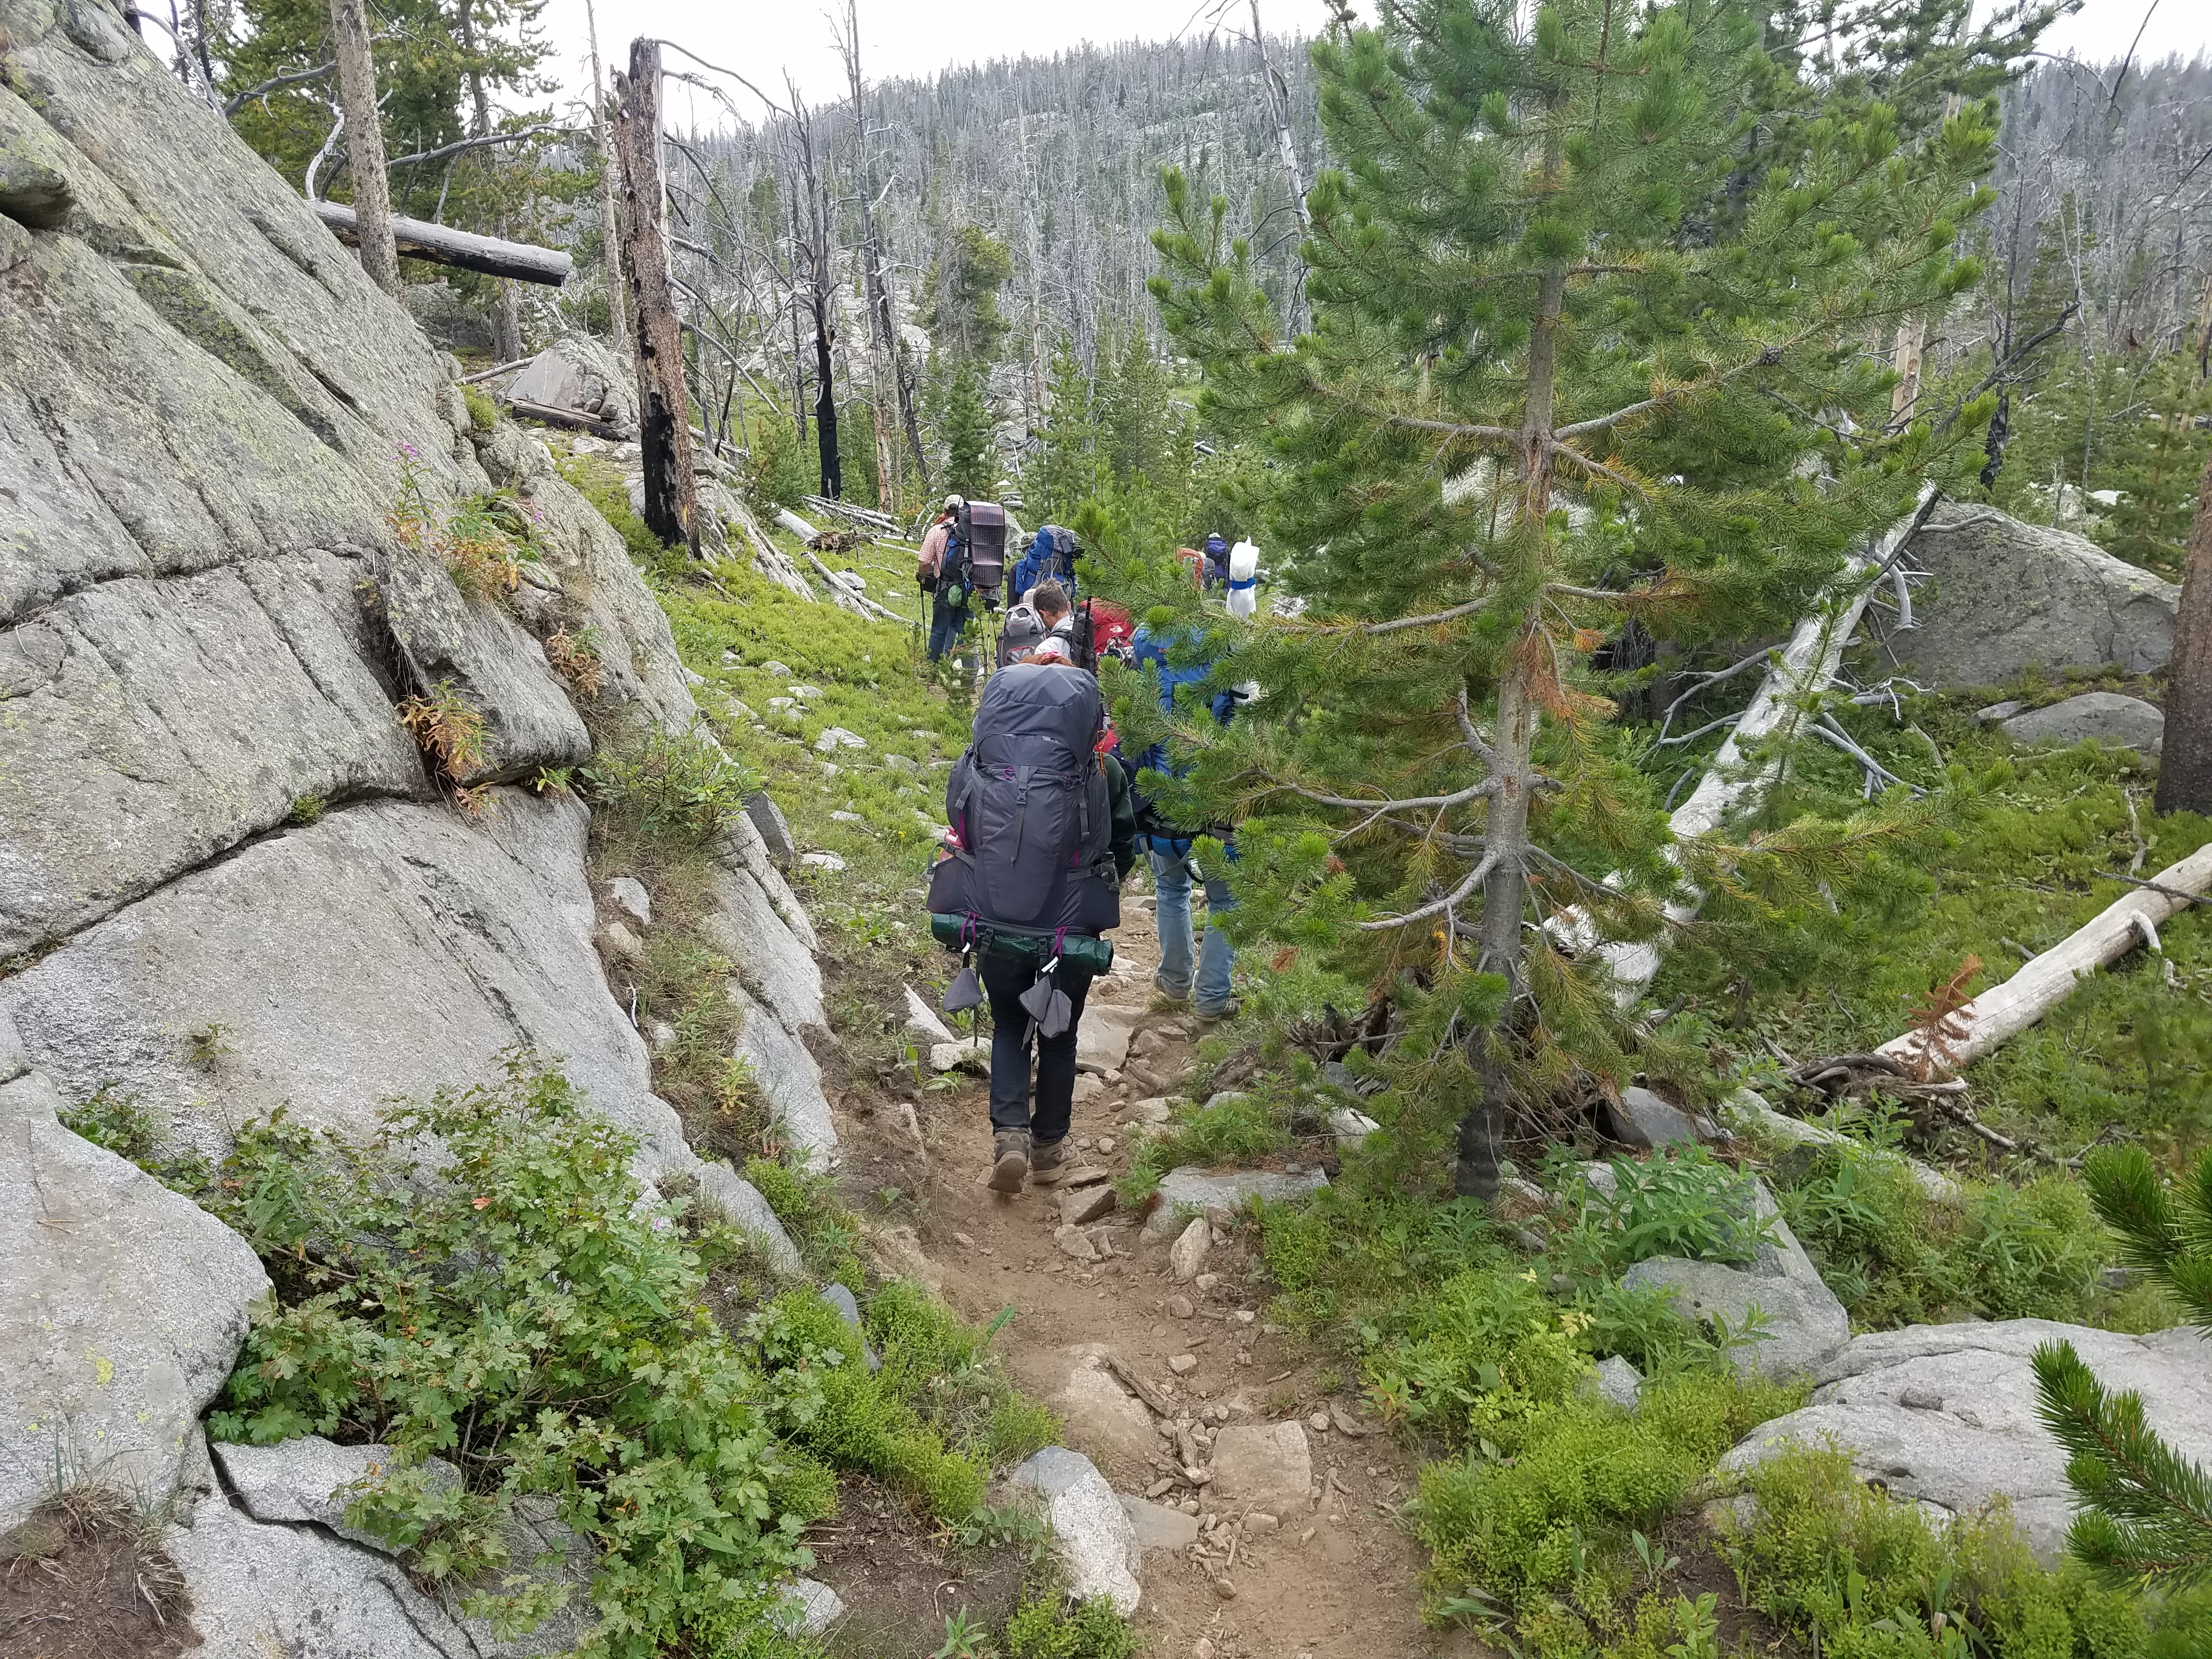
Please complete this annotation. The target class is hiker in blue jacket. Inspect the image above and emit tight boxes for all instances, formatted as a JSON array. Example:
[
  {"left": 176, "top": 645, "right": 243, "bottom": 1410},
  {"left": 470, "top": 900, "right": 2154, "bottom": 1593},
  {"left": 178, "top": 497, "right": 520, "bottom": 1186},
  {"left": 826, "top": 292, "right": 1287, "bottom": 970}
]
[{"left": 1124, "top": 627, "right": 1240, "bottom": 1020}]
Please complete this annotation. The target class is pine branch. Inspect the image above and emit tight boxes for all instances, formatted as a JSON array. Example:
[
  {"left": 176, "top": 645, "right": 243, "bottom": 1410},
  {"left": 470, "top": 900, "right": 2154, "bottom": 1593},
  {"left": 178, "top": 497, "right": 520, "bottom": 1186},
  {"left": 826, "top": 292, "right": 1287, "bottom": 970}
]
[{"left": 2034, "top": 1339, "right": 2212, "bottom": 1589}]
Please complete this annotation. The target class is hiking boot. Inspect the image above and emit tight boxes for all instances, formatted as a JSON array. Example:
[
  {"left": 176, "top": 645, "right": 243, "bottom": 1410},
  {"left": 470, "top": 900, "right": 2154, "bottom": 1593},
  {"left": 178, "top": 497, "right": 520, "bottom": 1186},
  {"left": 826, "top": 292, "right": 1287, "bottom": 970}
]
[
  {"left": 1152, "top": 977, "right": 1193, "bottom": 1007},
  {"left": 1029, "top": 1136, "right": 1073, "bottom": 1187},
  {"left": 1193, "top": 999, "right": 1240, "bottom": 1024},
  {"left": 986, "top": 1130, "right": 1029, "bottom": 1194}
]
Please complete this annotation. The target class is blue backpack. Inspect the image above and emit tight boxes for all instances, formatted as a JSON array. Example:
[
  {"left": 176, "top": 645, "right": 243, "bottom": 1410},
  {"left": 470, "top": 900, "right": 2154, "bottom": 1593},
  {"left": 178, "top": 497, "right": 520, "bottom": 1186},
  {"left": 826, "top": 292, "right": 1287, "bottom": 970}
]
[{"left": 1117, "top": 630, "right": 1235, "bottom": 849}]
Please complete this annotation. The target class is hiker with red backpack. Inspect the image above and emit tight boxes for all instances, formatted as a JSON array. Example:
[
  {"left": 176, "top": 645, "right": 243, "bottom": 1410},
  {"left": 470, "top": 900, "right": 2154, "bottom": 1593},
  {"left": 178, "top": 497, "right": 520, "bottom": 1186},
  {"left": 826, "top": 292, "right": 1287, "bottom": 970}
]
[{"left": 926, "top": 660, "right": 1136, "bottom": 1192}]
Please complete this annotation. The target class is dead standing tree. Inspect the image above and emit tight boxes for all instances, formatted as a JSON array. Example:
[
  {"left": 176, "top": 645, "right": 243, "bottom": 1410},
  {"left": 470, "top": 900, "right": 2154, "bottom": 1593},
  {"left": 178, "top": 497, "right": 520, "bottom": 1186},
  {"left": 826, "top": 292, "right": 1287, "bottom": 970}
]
[
  {"left": 834, "top": 0, "right": 918, "bottom": 510},
  {"left": 785, "top": 84, "right": 843, "bottom": 501},
  {"left": 326, "top": 0, "right": 398, "bottom": 294},
  {"left": 614, "top": 37, "right": 699, "bottom": 551}
]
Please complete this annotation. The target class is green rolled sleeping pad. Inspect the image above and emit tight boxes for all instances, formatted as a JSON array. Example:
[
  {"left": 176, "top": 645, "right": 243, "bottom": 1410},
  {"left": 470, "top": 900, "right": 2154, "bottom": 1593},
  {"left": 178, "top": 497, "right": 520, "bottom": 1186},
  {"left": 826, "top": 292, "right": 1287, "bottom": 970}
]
[{"left": 928, "top": 914, "right": 1114, "bottom": 975}]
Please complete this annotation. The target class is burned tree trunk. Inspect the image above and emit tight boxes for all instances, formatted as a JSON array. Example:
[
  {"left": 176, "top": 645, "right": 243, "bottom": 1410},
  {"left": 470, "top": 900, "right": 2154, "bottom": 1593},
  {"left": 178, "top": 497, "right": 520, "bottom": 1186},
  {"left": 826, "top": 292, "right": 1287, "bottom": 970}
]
[
  {"left": 613, "top": 38, "right": 698, "bottom": 552},
  {"left": 2156, "top": 449, "right": 2212, "bottom": 814},
  {"left": 326, "top": 0, "right": 398, "bottom": 295}
]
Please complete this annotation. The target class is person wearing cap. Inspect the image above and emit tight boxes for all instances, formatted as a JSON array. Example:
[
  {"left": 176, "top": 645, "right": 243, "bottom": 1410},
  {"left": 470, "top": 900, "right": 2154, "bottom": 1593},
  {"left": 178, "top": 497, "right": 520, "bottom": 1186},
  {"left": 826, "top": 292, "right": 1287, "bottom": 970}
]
[{"left": 918, "top": 494, "right": 965, "bottom": 662}]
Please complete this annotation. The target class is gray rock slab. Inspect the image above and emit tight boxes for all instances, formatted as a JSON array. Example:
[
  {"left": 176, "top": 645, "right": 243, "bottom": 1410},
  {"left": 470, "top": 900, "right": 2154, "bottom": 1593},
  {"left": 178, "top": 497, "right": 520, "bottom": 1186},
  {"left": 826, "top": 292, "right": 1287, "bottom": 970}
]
[
  {"left": 605, "top": 875, "right": 652, "bottom": 927},
  {"left": 0, "top": 1070, "right": 270, "bottom": 1531},
  {"left": 731, "top": 984, "right": 839, "bottom": 1169},
  {"left": 1054, "top": 1346, "right": 1161, "bottom": 1481},
  {"left": 691, "top": 1159, "right": 804, "bottom": 1279},
  {"left": 166, "top": 1496, "right": 469, "bottom": 1658},
  {"left": 375, "top": 537, "right": 591, "bottom": 785},
  {"left": 1143, "top": 1166, "right": 1330, "bottom": 1238},
  {"left": 1886, "top": 504, "right": 2177, "bottom": 686},
  {"left": 1207, "top": 1421, "right": 1312, "bottom": 1510},
  {"left": 746, "top": 790, "right": 798, "bottom": 869},
  {"left": 0, "top": 550, "right": 425, "bottom": 957},
  {"left": 1621, "top": 1178, "right": 1849, "bottom": 1381},
  {"left": 1605, "top": 1085, "right": 1699, "bottom": 1148},
  {"left": 1010, "top": 1446, "right": 1142, "bottom": 1614},
  {"left": 932, "top": 1041, "right": 991, "bottom": 1074},
  {"left": 1327, "top": 1105, "right": 1381, "bottom": 1146},
  {"left": 210, "top": 1437, "right": 455, "bottom": 1551},
  {"left": 905, "top": 985, "right": 957, "bottom": 1045},
  {"left": 822, "top": 1282, "right": 881, "bottom": 1371},
  {"left": 1999, "top": 691, "right": 2165, "bottom": 758},
  {"left": 1724, "top": 1321, "right": 2212, "bottom": 1563},
  {"left": 2, "top": 793, "right": 686, "bottom": 1170},
  {"left": 702, "top": 861, "right": 827, "bottom": 1034},
  {"left": 715, "top": 811, "right": 817, "bottom": 952},
  {"left": 777, "top": 1577, "right": 848, "bottom": 1637},
  {"left": 1120, "top": 1493, "right": 1201, "bottom": 1551}
]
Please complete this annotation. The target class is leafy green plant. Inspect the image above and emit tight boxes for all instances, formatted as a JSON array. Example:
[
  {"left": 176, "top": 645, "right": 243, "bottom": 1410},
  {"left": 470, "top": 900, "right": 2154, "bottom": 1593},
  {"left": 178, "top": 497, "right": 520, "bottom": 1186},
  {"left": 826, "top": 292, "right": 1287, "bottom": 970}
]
[
  {"left": 462, "top": 385, "right": 499, "bottom": 431},
  {"left": 200, "top": 1058, "right": 836, "bottom": 1654},
  {"left": 584, "top": 726, "right": 760, "bottom": 845},
  {"left": 1555, "top": 1147, "right": 1779, "bottom": 1275},
  {"left": 1000, "top": 1595, "right": 1142, "bottom": 1659},
  {"left": 932, "top": 1609, "right": 996, "bottom": 1659},
  {"left": 1726, "top": 1445, "right": 2160, "bottom": 1658}
]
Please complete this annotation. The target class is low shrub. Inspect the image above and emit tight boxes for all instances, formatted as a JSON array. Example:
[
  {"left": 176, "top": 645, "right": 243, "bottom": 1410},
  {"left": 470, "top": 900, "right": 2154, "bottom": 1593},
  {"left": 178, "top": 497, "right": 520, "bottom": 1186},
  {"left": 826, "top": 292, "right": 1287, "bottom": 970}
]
[
  {"left": 1002, "top": 1594, "right": 1143, "bottom": 1659},
  {"left": 1552, "top": 1144, "right": 1781, "bottom": 1276},
  {"left": 583, "top": 725, "right": 760, "bottom": 845},
  {"left": 1727, "top": 1446, "right": 2174, "bottom": 1659},
  {"left": 201, "top": 1059, "right": 825, "bottom": 1654}
]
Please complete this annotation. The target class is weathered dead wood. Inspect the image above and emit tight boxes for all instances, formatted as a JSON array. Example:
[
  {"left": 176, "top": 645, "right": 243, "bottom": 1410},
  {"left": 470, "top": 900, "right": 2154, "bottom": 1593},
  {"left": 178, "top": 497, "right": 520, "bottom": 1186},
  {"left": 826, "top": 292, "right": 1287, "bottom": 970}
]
[
  {"left": 1105, "top": 1352, "right": 1179, "bottom": 1420},
  {"left": 324, "top": 0, "right": 396, "bottom": 294},
  {"left": 311, "top": 202, "right": 573, "bottom": 285},
  {"left": 612, "top": 37, "right": 698, "bottom": 552},
  {"left": 1873, "top": 840, "right": 2212, "bottom": 1076},
  {"left": 504, "top": 397, "right": 624, "bottom": 439}
]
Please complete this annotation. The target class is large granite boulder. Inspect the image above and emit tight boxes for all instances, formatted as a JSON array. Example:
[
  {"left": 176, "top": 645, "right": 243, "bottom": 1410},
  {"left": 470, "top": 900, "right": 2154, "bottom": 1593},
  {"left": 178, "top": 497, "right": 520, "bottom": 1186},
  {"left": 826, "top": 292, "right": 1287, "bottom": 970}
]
[
  {"left": 506, "top": 332, "right": 636, "bottom": 434},
  {"left": 1999, "top": 691, "right": 2165, "bottom": 758},
  {"left": 1723, "top": 1321, "right": 2212, "bottom": 1563},
  {"left": 1622, "top": 1178, "right": 1850, "bottom": 1380},
  {"left": 0, "top": 1064, "right": 270, "bottom": 1531},
  {"left": 1881, "top": 505, "right": 2177, "bottom": 687}
]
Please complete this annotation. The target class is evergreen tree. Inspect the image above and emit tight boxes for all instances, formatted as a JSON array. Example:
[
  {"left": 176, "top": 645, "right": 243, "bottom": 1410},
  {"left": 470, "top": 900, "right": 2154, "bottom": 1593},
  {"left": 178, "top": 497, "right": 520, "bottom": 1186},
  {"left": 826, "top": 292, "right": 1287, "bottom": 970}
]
[
  {"left": 2096, "top": 357, "right": 2212, "bottom": 580},
  {"left": 1099, "top": 326, "right": 1182, "bottom": 486},
  {"left": 1136, "top": 0, "right": 1999, "bottom": 1196},
  {"left": 921, "top": 225, "right": 1014, "bottom": 364},
  {"left": 2034, "top": 1145, "right": 2212, "bottom": 1590},
  {"left": 1034, "top": 334, "right": 1105, "bottom": 524},
  {"left": 939, "top": 358, "right": 999, "bottom": 500}
]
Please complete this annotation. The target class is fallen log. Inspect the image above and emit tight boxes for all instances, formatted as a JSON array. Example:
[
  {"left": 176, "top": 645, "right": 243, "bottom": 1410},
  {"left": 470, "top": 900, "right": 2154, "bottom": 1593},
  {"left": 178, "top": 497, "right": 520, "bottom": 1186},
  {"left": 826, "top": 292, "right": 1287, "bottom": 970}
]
[
  {"left": 1875, "top": 840, "right": 2212, "bottom": 1076},
  {"left": 722, "top": 499, "right": 815, "bottom": 601},
  {"left": 804, "top": 495, "right": 902, "bottom": 534},
  {"left": 504, "top": 397, "right": 624, "bottom": 439},
  {"left": 457, "top": 356, "right": 532, "bottom": 385},
  {"left": 775, "top": 507, "right": 822, "bottom": 542},
  {"left": 310, "top": 201, "right": 573, "bottom": 285},
  {"left": 799, "top": 547, "right": 906, "bottom": 623}
]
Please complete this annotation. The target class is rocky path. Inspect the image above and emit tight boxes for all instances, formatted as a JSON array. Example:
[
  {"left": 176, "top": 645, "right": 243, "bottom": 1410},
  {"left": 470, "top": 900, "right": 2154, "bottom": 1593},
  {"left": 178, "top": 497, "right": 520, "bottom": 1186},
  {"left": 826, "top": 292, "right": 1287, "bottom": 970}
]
[{"left": 830, "top": 883, "right": 1481, "bottom": 1659}]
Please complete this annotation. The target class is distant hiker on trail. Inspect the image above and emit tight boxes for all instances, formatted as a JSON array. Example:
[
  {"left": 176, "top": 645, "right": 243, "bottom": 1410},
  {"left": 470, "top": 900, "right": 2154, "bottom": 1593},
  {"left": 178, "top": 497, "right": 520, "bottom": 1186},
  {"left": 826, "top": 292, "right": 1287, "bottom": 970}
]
[
  {"left": 1012, "top": 524, "right": 1080, "bottom": 605},
  {"left": 1200, "top": 531, "right": 1231, "bottom": 591},
  {"left": 917, "top": 495, "right": 964, "bottom": 662},
  {"left": 926, "top": 661, "right": 1136, "bottom": 1193},
  {"left": 1124, "top": 625, "right": 1242, "bottom": 1021}
]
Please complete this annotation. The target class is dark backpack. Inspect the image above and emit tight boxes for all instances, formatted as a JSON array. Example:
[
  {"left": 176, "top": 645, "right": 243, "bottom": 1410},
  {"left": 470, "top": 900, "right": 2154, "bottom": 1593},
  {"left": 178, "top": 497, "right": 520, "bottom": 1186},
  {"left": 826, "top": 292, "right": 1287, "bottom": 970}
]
[
  {"left": 927, "top": 664, "right": 1121, "bottom": 940},
  {"left": 995, "top": 600, "right": 1099, "bottom": 672},
  {"left": 958, "top": 502, "right": 1008, "bottom": 601}
]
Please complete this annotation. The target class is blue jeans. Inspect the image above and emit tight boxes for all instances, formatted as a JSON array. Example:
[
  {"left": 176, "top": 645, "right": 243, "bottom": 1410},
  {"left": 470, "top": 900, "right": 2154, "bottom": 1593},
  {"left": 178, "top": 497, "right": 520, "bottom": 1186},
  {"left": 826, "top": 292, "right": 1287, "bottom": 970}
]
[
  {"left": 1149, "top": 847, "right": 1234, "bottom": 1013},
  {"left": 927, "top": 592, "right": 967, "bottom": 661}
]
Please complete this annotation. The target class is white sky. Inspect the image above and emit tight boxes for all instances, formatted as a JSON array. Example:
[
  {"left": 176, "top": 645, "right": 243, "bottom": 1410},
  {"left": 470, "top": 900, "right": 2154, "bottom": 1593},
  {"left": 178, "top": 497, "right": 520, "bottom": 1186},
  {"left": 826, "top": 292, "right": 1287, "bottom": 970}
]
[{"left": 531, "top": 0, "right": 2208, "bottom": 129}]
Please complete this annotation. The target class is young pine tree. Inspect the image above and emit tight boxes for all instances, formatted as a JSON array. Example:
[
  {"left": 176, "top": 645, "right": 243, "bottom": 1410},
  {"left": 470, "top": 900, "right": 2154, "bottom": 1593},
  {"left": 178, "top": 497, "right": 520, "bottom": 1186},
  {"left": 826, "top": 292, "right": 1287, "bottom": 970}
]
[
  {"left": 2034, "top": 1146, "right": 2212, "bottom": 1589},
  {"left": 1034, "top": 335, "right": 1105, "bottom": 524},
  {"left": 1139, "top": 0, "right": 1999, "bottom": 1196},
  {"left": 938, "top": 357, "right": 999, "bottom": 501}
]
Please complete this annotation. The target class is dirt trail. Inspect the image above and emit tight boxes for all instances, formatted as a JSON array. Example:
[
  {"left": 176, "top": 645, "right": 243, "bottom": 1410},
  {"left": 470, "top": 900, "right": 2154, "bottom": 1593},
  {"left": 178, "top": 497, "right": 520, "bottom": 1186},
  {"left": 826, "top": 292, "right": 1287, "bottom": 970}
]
[{"left": 830, "top": 881, "right": 1483, "bottom": 1659}]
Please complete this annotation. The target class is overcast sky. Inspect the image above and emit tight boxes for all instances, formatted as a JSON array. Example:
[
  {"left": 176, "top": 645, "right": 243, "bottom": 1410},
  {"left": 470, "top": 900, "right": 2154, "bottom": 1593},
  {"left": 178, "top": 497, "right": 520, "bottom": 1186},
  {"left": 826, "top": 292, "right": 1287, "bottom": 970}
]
[{"left": 530, "top": 0, "right": 2209, "bottom": 129}]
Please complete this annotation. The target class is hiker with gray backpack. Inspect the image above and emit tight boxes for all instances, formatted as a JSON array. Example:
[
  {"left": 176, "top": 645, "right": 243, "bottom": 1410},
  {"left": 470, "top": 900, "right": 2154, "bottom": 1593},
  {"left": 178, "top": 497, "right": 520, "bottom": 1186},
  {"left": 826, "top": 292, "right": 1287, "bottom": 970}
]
[{"left": 926, "top": 660, "right": 1136, "bottom": 1192}]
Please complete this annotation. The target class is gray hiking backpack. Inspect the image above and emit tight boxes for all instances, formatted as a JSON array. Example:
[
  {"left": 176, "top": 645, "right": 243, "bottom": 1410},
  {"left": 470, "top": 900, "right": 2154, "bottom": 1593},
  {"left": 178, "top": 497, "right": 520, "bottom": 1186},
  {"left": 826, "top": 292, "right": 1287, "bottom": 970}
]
[{"left": 926, "top": 663, "right": 1121, "bottom": 942}]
